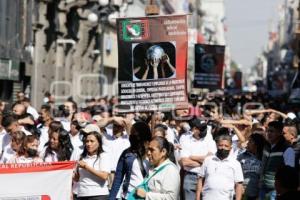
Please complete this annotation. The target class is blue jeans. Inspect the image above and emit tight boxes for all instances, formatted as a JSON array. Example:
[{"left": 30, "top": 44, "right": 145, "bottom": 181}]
[
  {"left": 183, "top": 172, "right": 198, "bottom": 200},
  {"left": 259, "top": 187, "right": 276, "bottom": 200}
]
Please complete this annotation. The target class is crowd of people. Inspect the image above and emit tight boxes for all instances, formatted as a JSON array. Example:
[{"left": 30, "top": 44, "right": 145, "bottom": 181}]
[{"left": 0, "top": 91, "right": 300, "bottom": 200}]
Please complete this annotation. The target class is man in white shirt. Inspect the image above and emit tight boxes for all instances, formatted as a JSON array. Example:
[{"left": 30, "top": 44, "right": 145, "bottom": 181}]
[
  {"left": 196, "top": 134, "right": 244, "bottom": 200},
  {"left": 179, "top": 119, "right": 217, "bottom": 200}
]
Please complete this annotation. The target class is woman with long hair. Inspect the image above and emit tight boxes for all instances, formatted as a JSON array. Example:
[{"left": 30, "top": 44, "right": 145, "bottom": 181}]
[
  {"left": 42, "top": 121, "right": 73, "bottom": 162},
  {"left": 132, "top": 136, "right": 180, "bottom": 200},
  {"left": 109, "top": 121, "right": 152, "bottom": 200},
  {"left": 74, "top": 131, "right": 110, "bottom": 200}
]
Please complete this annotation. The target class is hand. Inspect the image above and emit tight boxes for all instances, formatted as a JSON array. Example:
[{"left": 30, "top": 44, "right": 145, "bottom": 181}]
[
  {"left": 78, "top": 160, "right": 87, "bottom": 169},
  {"left": 113, "top": 117, "right": 126, "bottom": 127},
  {"left": 136, "top": 188, "right": 146, "bottom": 198},
  {"left": 161, "top": 54, "right": 170, "bottom": 64},
  {"left": 174, "top": 144, "right": 182, "bottom": 150}
]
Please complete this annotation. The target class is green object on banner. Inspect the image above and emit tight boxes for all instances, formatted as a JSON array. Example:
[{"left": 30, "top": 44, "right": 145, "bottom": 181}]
[{"left": 127, "top": 163, "right": 170, "bottom": 200}]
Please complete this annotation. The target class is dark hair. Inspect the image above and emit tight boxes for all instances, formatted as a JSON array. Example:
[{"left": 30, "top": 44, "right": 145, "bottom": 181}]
[
  {"left": 249, "top": 133, "right": 266, "bottom": 160},
  {"left": 41, "top": 104, "right": 51, "bottom": 113},
  {"left": 268, "top": 121, "right": 283, "bottom": 133},
  {"left": 1, "top": 114, "right": 18, "bottom": 128},
  {"left": 151, "top": 136, "right": 176, "bottom": 164},
  {"left": 275, "top": 165, "right": 299, "bottom": 190},
  {"left": 11, "top": 131, "right": 26, "bottom": 145},
  {"left": 44, "top": 122, "right": 73, "bottom": 161},
  {"left": 215, "top": 134, "right": 232, "bottom": 145},
  {"left": 81, "top": 131, "right": 103, "bottom": 167},
  {"left": 129, "top": 121, "right": 152, "bottom": 157},
  {"left": 18, "top": 135, "right": 39, "bottom": 156}
]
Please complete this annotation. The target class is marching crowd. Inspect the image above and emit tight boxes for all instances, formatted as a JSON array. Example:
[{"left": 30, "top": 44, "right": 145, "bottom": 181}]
[{"left": 0, "top": 91, "right": 300, "bottom": 200}]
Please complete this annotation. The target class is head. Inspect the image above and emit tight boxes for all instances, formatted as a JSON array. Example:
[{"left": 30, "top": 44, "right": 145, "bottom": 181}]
[
  {"left": 282, "top": 125, "right": 298, "bottom": 144},
  {"left": 112, "top": 122, "right": 125, "bottom": 136},
  {"left": 147, "top": 136, "right": 174, "bottom": 167},
  {"left": 63, "top": 100, "right": 77, "bottom": 118},
  {"left": 21, "top": 135, "right": 39, "bottom": 158},
  {"left": 246, "top": 133, "right": 266, "bottom": 160},
  {"left": 153, "top": 124, "right": 167, "bottom": 138},
  {"left": 190, "top": 119, "right": 207, "bottom": 139},
  {"left": 11, "top": 131, "right": 26, "bottom": 152},
  {"left": 1, "top": 115, "right": 20, "bottom": 134},
  {"left": 266, "top": 121, "right": 283, "bottom": 145},
  {"left": 82, "top": 131, "right": 103, "bottom": 156},
  {"left": 275, "top": 165, "right": 299, "bottom": 195},
  {"left": 16, "top": 91, "right": 25, "bottom": 102},
  {"left": 215, "top": 134, "right": 232, "bottom": 160},
  {"left": 12, "top": 103, "right": 26, "bottom": 117},
  {"left": 40, "top": 104, "right": 52, "bottom": 122},
  {"left": 130, "top": 121, "right": 152, "bottom": 154},
  {"left": 48, "top": 121, "right": 63, "bottom": 150}
]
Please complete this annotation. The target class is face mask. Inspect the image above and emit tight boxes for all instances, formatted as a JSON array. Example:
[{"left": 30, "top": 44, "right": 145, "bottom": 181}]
[
  {"left": 216, "top": 148, "right": 230, "bottom": 160},
  {"left": 199, "top": 129, "right": 207, "bottom": 138},
  {"left": 27, "top": 148, "right": 38, "bottom": 157}
]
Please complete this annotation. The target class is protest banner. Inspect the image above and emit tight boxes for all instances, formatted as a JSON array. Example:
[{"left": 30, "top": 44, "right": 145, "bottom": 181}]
[
  {"left": 117, "top": 15, "right": 188, "bottom": 112},
  {"left": 0, "top": 162, "right": 75, "bottom": 200},
  {"left": 194, "top": 44, "right": 225, "bottom": 89}
]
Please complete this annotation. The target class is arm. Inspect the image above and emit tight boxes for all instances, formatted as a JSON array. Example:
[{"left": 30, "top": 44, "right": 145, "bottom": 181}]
[
  {"left": 190, "top": 152, "right": 213, "bottom": 164},
  {"left": 222, "top": 124, "right": 246, "bottom": 144},
  {"left": 180, "top": 157, "right": 201, "bottom": 168},
  {"left": 78, "top": 160, "right": 109, "bottom": 180},
  {"left": 109, "top": 151, "right": 127, "bottom": 200},
  {"left": 196, "top": 177, "right": 204, "bottom": 200},
  {"left": 235, "top": 182, "right": 243, "bottom": 200}
]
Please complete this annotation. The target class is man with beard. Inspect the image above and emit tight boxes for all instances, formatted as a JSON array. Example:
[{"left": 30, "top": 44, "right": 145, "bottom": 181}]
[
  {"left": 196, "top": 134, "right": 244, "bottom": 200},
  {"left": 37, "top": 104, "right": 53, "bottom": 151},
  {"left": 179, "top": 118, "right": 217, "bottom": 200}
]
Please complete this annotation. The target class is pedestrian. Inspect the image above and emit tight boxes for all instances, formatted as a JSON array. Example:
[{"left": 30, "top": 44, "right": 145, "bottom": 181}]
[
  {"left": 131, "top": 136, "right": 180, "bottom": 200},
  {"left": 41, "top": 121, "right": 73, "bottom": 162},
  {"left": 180, "top": 119, "right": 217, "bottom": 200},
  {"left": 237, "top": 133, "right": 266, "bottom": 200},
  {"left": 109, "top": 121, "right": 152, "bottom": 200},
  {"left": 8, "top": 135, "right": 42, "bottom": 163},
  {"left": 259, "top": 121, "right": 295, "bottom": 200},
  {"left": 196, "top": 134, "right": 244, "bottom": 200},
  {"left": 74, "top": 131, "right": 111, "bottom": 200}
]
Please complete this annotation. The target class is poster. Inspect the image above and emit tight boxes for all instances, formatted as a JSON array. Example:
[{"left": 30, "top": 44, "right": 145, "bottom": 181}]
[
  {"left": 194, "top": 44, "right": 225, "bottom": 89},
  {"left": 117, "top": 15, "right": 188, "bottom": 112},
  {"left": 0, "top": 162, "right": 75, "bottom": 200}
]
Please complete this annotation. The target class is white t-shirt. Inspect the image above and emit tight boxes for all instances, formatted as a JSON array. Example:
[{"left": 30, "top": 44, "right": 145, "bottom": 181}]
[
  {"left": 37, "top": 125, "right": 49, "bottom": 152},
  {"left": 7, "top": 155, "right": 43, "bottom": 163},
  {"left": 77, "top": 152, "right": 111, "bottom": 197},
  {"left": 27, "top": 105, "right": 39, "bottom": 120},
  {"left": 0, "top": 147, "right": 15, "bottom": 164},
  {"left": 102, "top": 132, "right": 130, "bottom": 171},
  {"left": 180, "top": 134, "right": 217, "bottom": 173},
  {"left": 0, "top": 129, "right": 10, "bottom": 157},
  {"left": 198, "top": 155, "right": 244, "bottom": 200},
  {"left": 69, "top": 133, "right": 83, "bottom": 151}
]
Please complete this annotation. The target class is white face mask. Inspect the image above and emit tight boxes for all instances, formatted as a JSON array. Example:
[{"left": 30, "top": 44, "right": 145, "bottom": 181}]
[{"left": 43, "top": 97, "right": 49, "bottom": 103}]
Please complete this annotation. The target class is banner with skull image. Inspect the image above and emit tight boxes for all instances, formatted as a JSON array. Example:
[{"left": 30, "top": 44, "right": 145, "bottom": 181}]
[
  {"left": 194, "top": 44, "right": 225, "bottom": 89},
  {"left": 117, "top": 15, "right": 188, "bottom": 112}
]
